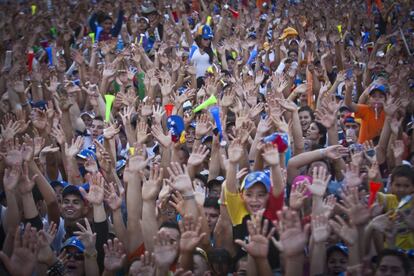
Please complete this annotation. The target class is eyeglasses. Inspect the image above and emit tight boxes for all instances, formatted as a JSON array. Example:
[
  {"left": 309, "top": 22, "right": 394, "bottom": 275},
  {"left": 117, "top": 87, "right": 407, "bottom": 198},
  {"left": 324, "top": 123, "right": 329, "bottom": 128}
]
[{"left": 66, "top": 252, "right": 84, "bottom": 261}]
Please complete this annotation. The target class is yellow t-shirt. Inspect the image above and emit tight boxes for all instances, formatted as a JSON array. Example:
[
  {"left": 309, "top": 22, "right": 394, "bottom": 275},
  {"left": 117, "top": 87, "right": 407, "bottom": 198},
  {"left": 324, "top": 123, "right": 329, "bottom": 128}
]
[{"left": 377, "top": 192, "right": 414, "bottom": 250}]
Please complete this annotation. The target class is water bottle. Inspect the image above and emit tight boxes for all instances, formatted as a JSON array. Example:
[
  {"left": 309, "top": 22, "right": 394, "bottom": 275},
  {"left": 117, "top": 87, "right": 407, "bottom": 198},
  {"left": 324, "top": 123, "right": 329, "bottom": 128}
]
[{"left": 117, "top": 35, "right": 124, "bottom": 52}]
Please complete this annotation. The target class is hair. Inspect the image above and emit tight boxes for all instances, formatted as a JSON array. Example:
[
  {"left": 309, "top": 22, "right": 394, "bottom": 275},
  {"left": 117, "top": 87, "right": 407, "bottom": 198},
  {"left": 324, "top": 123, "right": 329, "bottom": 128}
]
[
  {"left": 314, "top": 121, "right": 327, "bottom": 146},
  {"left": 298, "top": 106, "right": 315, "bottom": 120},
  {"left": 390, "top": 165, "right": 414, "bottom": 185},
  {"left": 376, "top": 249, "right": 410, "bottom": 275},
  {"left": 159, "top": 221, "right": 180, "bottom": 233},
  {"left": 203, "top": 197, "right": 219, "bottom": 210},
  {"left": 195, "top": 36, "right": 214, "bottom": 64},
  {"left": 94, "top": 115, "right": 104, "bottom": 122}
]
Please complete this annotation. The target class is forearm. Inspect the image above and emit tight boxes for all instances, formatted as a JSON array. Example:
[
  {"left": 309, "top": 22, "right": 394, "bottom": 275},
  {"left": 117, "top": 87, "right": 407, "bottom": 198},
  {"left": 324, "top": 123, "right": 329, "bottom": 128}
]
[
  {"left": 285, "top": 254, "right": 305, "bottom": 276},
  {"left": 178, "top": 252, "right": 193, "bottom": 272},
  {"left": 291, "top": 111, "right": 304, "bottom": 155},
  {"left": 376, "top": 117, "right": 391, "bottom": 164},
  {"left": 225, "top": 162, "right": 238, "bottom": 193},
  {"left": 93, "top": 203, "right": 107, "bottom": 223},
  {"left": 61, "top": 111, "right": 74, "bottom": 143},
  {"left": 3, "top": 190, "right": 20, "bottom": 232},
  {"left": 207, "top": 146, "right": 221, "bottom": 181},
  {"left": 112, "top": 208, "right": 127, "bottom": 245},
  {"left": 84, "top": 255, "right": 100, "bottom": 276},
  {"left": 21, "top": 193, "right": 39, "bottom": 219},
  {"left": 254, "top": 258, "right": 272, "bottom": 276},
  {"left": 311, "top": 242, "right": 326, "bottom": 275},
  {"left": 126, "top": 175, "right": 143, "bottom": 253},
  {"left": 64, "top": 156, "right": 84, "bottom": 185},
  {"left": 270, "top": 164, "right": 284, "bottom": 197},
  {"left": 141, "top": 200, "right": 158, "bottom": 252}
]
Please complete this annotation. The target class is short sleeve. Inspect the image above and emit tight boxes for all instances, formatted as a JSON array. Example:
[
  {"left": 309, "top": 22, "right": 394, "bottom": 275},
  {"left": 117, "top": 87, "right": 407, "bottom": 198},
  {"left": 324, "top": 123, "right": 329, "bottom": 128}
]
[
  {"left": 224, "top": 186, "right": 248, "bottom": 226},
  {"left": 263, "top": 187, "right": 284, "bottom": 222},
  {"left": 354, "top": 104, "right": 369, "bottom": 119}
]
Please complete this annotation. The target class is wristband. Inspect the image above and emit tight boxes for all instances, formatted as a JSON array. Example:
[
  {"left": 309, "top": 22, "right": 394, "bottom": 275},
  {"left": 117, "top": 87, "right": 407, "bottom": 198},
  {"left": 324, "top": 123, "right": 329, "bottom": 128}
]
[
  {"left": 182, "top": 193, "right": 195, "bottom": 200},
  {"left": 319, "top": 149, "right": 326, "bottom": 158},
  {"left": 84, "top": 249, "right": 98, "bottom": 258}
]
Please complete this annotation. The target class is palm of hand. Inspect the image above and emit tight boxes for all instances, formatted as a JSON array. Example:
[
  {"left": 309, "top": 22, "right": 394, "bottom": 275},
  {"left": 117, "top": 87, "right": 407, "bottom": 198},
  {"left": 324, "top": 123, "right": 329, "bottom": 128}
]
[
  {"left": 281, "top": 228, "right": 306, "bottom": 257},
  {"left": 308, "top": 180, "right": 327, "bottom": 196},
  {"left": 141, "top": 106, "right": 152, "bottom": 116},
  {"left": 86, "top": 186, "right": 104, "bottom": 205},
  {"left": 5, "top": 150, "right": 23, "bottom": 166},
  {"left": 196, "top": 124, "right": 209, "bottom": 137},
  {"left": 343, "top": 171, "right": 362, "bottom": 187},
  {"left": 244, "top": 235, "right": 269, "bottom": 259},
  {"left": 290, "top": 192, "right": 305, "bottom": 210},
  {"left": 371, "top": 215, "right": 391, "bottom": 232},
  {"left": 228, "top": 147, "right": 243, "bottom": 163},
  {"left": 103, "top": 127, "right": 118, "bottom": 139},
  {"left": 262, "top": 149, "right": 279, "bottom": 165},
  {"left": 171, "top": 174, "right": 192, "bottom": 192},
  {"left": 180, "top": 231, "right": 201, "bottom": 252},
  {"left": 105, "top": 253, "right": 124, "bottom": 271},
  {"left": 188, "top": 153, "right": 205, "bottom": 166},
  {"left": 129, "top": 155, "right": 147, "bottom": 172},
  {"left": 312, "top": 226, "right": 330, "bottom": 243},
  {"left": 338, "top": 225, "right": 357, "bottom": 245},
  {"left": 142, "top": 180, "right": 160, "bottom": 201},
  {"left": 154, "top": 245, "right": 177, "bottom": 267},
  {"left": 106, "top": 194, "right": 122, "bottom": 210},
  {"left": 9, "top": 248, "right": 36, "bottom": 275},
  {"left": 320, "top": 114, "right": 335, "bottom": 128},
  {"left": 136, "top": 265, "right": 155, "bottom": 276},
  {"left": 19, "top": 177, "right": 35, "bottom": 194}
]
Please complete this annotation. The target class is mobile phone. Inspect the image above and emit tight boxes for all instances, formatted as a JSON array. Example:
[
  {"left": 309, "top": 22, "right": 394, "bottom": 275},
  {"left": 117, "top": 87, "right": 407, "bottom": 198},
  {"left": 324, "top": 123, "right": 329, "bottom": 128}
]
[{"left": 4, "top": 50, "right": 12, "bottom": 70}]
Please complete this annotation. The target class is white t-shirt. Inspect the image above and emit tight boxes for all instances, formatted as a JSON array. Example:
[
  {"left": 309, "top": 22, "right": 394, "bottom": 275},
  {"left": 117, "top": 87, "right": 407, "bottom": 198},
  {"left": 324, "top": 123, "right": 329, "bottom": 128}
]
[{"left": 190, "top": 44, "right": 211, "bottom": 78}]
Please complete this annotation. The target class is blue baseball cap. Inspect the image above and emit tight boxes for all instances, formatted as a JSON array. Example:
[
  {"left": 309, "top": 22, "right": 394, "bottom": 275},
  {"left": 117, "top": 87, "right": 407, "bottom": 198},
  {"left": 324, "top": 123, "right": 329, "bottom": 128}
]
[
  {"left": 167, "top": 115, "right": 185, "bottom": 137},
  {"left": 369, "top": 84, "right": 388, "bottom": 95},
  {"left": 50, "top": 180, "right": 69, "bottom": 189},
  {"left": 62, "top": 183, "right": 90, "bottom": 200},
  {"left": 62, "top": 236, "right": 85, "bottom": 252},
  {"left": 201, "top": 25, "right": 214, "bottom": 39},
  {"left": 77, "top": 148, "right": 97, "bottom": 160},
  {"left": 240, "top": 171, "right": 271, "bottom": 192},
  {"left": 116, "top": 159, "right": 126, "bottom": 172}
]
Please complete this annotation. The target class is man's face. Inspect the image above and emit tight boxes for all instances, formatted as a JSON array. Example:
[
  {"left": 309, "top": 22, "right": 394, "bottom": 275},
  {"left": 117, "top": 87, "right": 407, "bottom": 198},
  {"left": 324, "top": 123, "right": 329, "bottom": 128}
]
[
  {"left": 391, "top": 176, "right": 414, "bottom": 200},
  {"left": 62, "top": 194, "right": 86, "bottom": 221},
  {"left": 375, "top": 255, "right": 406, "bottom": 276},
  {"left": 204, "top": 207, "right": 220, "bottom": 233},
  {"left": 103, "top": 19, "right": 112, "bottom": 32},
  {"left": 64, "top": 247, "right": 85, "bottom": 276},
  {"left": 241, "top": 183, "right": 269, "bottom": 214},
  {"left": 90, "top": 119, "right": 104, "bottom": 138},
  {"left": 368, "top": 91, "right": 386, "bottom": 108},
  {"left": 158, "top": 227, "right": 180, "bottom": 243},
  {"left": 185, "top": 127, "right": 195, "bottom": 145},
  {"left": 299, "top": 110, "right": 312, "bottom": 132}
]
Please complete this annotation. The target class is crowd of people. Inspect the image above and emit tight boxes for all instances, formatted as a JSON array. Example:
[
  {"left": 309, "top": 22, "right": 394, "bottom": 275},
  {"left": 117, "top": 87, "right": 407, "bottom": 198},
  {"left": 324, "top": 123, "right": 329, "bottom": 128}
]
[{"left": 0, "top": 0, "right": 413, "bottom": 275}]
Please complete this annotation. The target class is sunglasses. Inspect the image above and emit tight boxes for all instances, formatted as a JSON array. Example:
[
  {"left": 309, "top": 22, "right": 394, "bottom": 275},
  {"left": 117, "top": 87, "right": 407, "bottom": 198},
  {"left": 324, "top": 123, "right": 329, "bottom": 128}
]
[{"left": 66, "top": 252, "right": 84, "bottom": 261}]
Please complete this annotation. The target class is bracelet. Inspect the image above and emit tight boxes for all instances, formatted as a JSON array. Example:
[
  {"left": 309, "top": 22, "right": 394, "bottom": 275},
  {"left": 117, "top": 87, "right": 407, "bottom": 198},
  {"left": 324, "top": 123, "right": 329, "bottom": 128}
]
[
  {"left": 47, "top": 260, "right": 65, "bottom": 276},
  {"left": 84, "top": 249, "right": 98, "bottom": 258},
  {"left": 182, "top": 193, "right": 195, "bottom": 200}
]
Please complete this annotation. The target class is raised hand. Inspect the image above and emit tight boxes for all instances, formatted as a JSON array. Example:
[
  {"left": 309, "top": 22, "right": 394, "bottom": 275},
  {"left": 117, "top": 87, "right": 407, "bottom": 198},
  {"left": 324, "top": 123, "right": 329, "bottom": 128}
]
[
  {"left": 104, "top": 238, "right": 126, "bottom": 272},
  {"left": 289, "top": 180, "right": 309, "bottom": 210},
  {"left": 322, "top": 195, "right": 337, "bottom": 219},
  {"left": 315, "top": 106, "right": 336, "bottom": 129},
  {"left": 104, "top": 181, "right": 124, "bottom": 211},
  {"left": 128, "top": 143, "right": 150, "bottom": 172},
  {"left": 228, "top": 138, "right": 244, "bottom": 164},
  {"left": 391, "top": 140, "right": 405, "bottom": 160},
  {"left": 195, "top": 113, "right": 212, "bottom": 138},
  {"left": 37, "top": 229, "right": 56, "bottom": 266},
  {"left": 166, "top": 163, "right": 193, "bottom": 193},
  {"left": 322, "top": 145, "right": 349, "bottom": 160},
  {"left": 51, "top": 124, "right": 66, "bottom": 146},
  {"left": 261, "top": 143, "right": 280, "bottom": 166},
  {"left": 142, "top": 164, "right": 163, "bottom": 201},
  {"left": 187, "top": 144, "right": 209, "bottom": 167},
  {"left": 363, "top": 140, "right": 377, "bottom": 164},
  {"left": 19, "top": 162, "right": 37, "bottom": 194},
  {"left": 342, "top": 163, "right": 364, "bottom": 187},
  {"left": 136, "top": 120, "right": 150, "bottom": 144},
  {"left": 3, "top": 163, "right": 21, "bottom": 192},
  {"left": 178, "top": 216, "right": 207, "bottom": 253},
  {"left": 329, "top": 215, "right": 358, "bottom": 245},
  {"left": 64, "top": 136, "right": 84, "bottom": 158},
  {"left": 140, "top": 97, "right": 154, "bottom": 117},
  {"left": 153, "top": 230, "right": 178, "bottom": 269},
  {"left": 221, "top": 89, "right": 235, "bottom": 107},
  {"left": 307, "top": 166, "right": 331, "bottom": 197},
  {"left": 311, "top": 215, "right": 331, "bottom": 243},
  {"left": 80, "top": 173, "right": 105, "bottom": 205},
  {"left": 0, "top": 224, "right": 38, "bottom": 276},
  {"left": 151, "top": 125, "right": 171, "bottom": 148},
  {"left": 235, "top": 211, "right": 275, "bottom": 259},
  {"left": 130, "top": 251, "right": 156, "bottom": 276},
  {"left": 272, "top": 207, "right": 310, "bottom": 257},
  {"left": 94, "top": 141, "right": 112, "bottom": 174},
  {"left": 3, "top": 138, "right": 24, "bottom": 166},
  {"left": 152, "top": 105, "right": 165, "bottom": 125},
  {"left": 103, "top": 123, "right": 121, "bottom": 140},
  {"left": 337, "top": 186, "right": 370, "bottom": 226},
  {"left": 74, "top": 218, "right": 97, "bottom": 254}
]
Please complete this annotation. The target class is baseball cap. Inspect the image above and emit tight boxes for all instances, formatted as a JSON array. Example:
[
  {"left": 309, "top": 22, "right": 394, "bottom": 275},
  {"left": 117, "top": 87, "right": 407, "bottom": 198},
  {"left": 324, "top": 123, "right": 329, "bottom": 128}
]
[
  {"left": 137, "top": 16, "right": 149, "bottom": 24},
  {"left": 62, "top": 236, "right": 85, "bottom": 253},
  {"left": 344, "top": 115, "right": 361, "bottom": 125},
  {"left": 199, "top": 25, "right": 214, "bottom": 39},
  {"left": 141, "top": 4, "right": 156, "bottom": 14},
  {"left": 80, "top": 111, "right": 96, "bottom": 119},
  {"left": 369, "top": 84, "right": 388, "bottom": 95},
  {"left": 240, "top": 171, "right": 271, "bottom": 192},
  {"left": 50, "top": 180, "right": 69, "bottom": 189},
  {"left": 62, "top": 183, "right": 90, "bottom": 200},
  {"left": 207, "top": 176, "right": 225, "bottom": 188},
  {"left": 279, "top": 27, "right": 298, "bottom": 40},
  {"left": 327, "top": 243, "right": 349, "bottom": 257}
]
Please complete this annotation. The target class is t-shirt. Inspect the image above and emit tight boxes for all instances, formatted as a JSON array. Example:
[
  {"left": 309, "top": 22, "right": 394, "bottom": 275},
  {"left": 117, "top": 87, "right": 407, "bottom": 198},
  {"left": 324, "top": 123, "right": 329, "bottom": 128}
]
[
  {"left": 189, "top": 44, "right": 211, "bottom": 78},
  {"left": 354, "top": 104, "right": 385, "bottom": 143},
  {"left": 225, "top": 186, "right": 284, "bottom": 269},
  {"left": 377, "top": 192, "right": 414, "bottom": 250}
]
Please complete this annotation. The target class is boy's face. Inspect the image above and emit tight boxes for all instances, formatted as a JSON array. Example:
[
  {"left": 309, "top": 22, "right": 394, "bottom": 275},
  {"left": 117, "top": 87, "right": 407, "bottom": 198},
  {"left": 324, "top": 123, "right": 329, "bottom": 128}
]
[
  {"left": 391, "top": 176, "right": 414, "bottom": 199},
  {"left": 241, "top": 183, "right": 269, "bottom": 214},
  {"left": 369, "top": 91, "right": 386, "bottom": 108},
  {"left": 376, "top": 255, "right": 406, "bottom": 276}
]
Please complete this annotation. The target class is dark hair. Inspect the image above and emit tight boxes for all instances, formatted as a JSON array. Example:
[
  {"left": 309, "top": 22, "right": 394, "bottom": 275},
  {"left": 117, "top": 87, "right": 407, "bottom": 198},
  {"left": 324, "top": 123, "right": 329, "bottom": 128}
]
[
  {"left": 390, "top": 165, "right": 414, "bottom": 186},
  {"left": 298, "top": 106, "right": 315, "bottom": 120},
  {"left": 314, "top": 121, "right": 327, "bottom": 146},
  {"left": 159, "top": 221, "right": 180, "bottom": 233},
  {"left": 203, "top": 197, "right": 219, "bottom": 210},
  {"left": 376, "top": 249, "right": 410, "bottom": 275},
  {"left": 94, "top": 115, "right": 104, "bottom": 121},
  {"left": 195, "top": 36, "right": 214, "bottom": 64}
]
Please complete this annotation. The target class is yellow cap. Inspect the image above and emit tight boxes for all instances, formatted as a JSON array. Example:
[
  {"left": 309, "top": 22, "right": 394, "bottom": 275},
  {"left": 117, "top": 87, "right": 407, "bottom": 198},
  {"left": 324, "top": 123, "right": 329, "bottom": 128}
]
[{"left": 279, "top": 27, "right": 298, "bottom": 40}]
